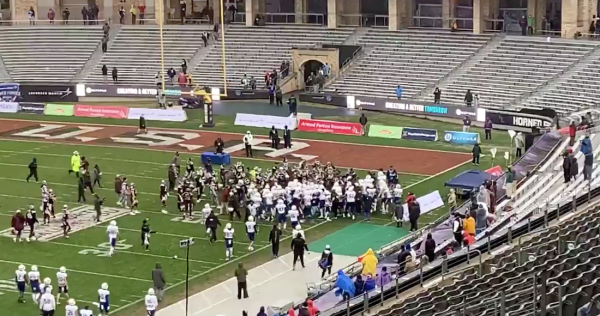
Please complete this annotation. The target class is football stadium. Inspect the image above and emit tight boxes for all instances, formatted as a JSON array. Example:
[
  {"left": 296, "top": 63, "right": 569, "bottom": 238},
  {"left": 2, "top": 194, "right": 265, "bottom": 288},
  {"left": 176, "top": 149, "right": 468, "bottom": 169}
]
[{"left": 0, "top": 0, "right": 600, "bottom": 316}]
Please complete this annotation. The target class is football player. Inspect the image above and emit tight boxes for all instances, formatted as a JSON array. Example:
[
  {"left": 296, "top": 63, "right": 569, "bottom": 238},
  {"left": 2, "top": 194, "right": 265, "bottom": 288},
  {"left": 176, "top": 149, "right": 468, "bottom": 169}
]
[
  {"left": 183, "top": 188, "right": 193, "bottom": 219},
  {"left": 62, "top": 205, "right": 71, "bottom": 239},
  {"left": 66, "top": 298, "right": 79, "bottom": 316},
  {"left": 141, "top": 218, "right": 155, "bottom": 252},
  {"left": 224, "top": 223, "right": 235, "bottom": 260},
  {"left": 106, "top": 220, "right": 119, "bottom": 257},
  {"left": 15, "top": 264, "right": 27, "bottom": 303},
  {"left": 245, "top": 216, "right": 257, "bottom": 251},
  {"left": 130, "top": 183, "right": 140, "bottom": 215},
  {"left": 145, "top": 288, "right": 158, "bottom": 316},
  {"left": 159, "top": 180, "right": 168, "bottom": 213},
  {"left": 275, "top": 199, "right": 286, "bottom": 227},
  {"left": 56, "top": 266, "right": 69, "bottom": 304},
  {"left": 39, "top": 278, "right": 53, "bottom": 298},
  {"left": 26, "top": 205, "right": 38, "bottom": 242},
  {"left": 288, "top": 205, "right": 299, "bottom": 230},
  {"left": 42, "top": 191, "right": 51, "bottom": 225},
  {"left": 201, "top": 203, "right": 211, "bottom": 224},
  {"left": 98, "top": 283, "right": 110, "bottom": 316},
  {"left": 29, "top": 265, "right": 41, "bottom": 303},
  {"left": 117, "top": 178, "right": 128, "bottom": 208},
  {"left": 48, "top": 189, "right": 56, "bottom": 219},
  {"left": 80, "top": 305, "right": 93, "bottom": 316}
]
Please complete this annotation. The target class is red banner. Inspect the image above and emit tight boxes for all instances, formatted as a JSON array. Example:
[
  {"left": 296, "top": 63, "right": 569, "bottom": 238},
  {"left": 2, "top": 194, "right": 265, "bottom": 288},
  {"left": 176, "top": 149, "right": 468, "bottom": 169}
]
[
  {"left": 485, "top": 165, "right": 503, "bottom": 177},
  {"left": 74, "top": 104, "right": 129, "bottom": 119},
  {"left": 297, "top": 119, "right": 362, "bottom": 136}
]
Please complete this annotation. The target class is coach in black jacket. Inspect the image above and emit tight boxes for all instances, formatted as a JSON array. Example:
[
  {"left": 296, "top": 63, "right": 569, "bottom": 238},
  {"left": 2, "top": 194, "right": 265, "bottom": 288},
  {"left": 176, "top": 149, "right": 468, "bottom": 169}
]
[
  {"left": 269, "top": 224, "right": 282, "bottom": 258},
  {"left": 291, "top": 233, "right": 309, "bottom": 270},
  {"left": 205, "top": 211, "right": 221, "bottom": 243}
]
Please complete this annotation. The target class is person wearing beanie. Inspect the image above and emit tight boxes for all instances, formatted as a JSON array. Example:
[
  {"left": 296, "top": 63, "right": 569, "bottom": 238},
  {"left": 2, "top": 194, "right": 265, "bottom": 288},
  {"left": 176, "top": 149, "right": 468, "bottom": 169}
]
[{"left": 319, "top": 245, "right": 333, "bottom": 278}]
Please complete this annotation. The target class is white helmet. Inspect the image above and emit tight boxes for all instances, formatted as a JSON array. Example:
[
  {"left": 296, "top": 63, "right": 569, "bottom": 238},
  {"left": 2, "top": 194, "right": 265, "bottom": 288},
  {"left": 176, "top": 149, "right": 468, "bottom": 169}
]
[
  {"left": 226, "top": 223, "right": 232, "bottom": 230},
  {"left": 63, "top": 204, "right": 68, "bottom": 209},
  {"left": 204, "top": 203, "right": 210, "bottom": 208},
  {"left": 291, "top": 205, "right": 297, "bottom": 211},
  {"left": 110, "top": 220, "right": 117, "bottom": 226},
  {"left": 31, "top": 265, "right": 38, "bottom": 272},
  {"left": 59, "top": 266, "right": 66, "bottom": 273},
  {"left": 18, "top": 264, "right": 25, "bottom": 271},
  {"left": 148, "top": 288, "right": 155, "bottom": 295},
  {"left": 101, "top": 282, "right": 109, "bottom": 290},
  {"left": 43, "top": 278, "right": 51, "bottom": 285},
  {"left": 295, "top": 225, "right": 301, "bottom": 230},
  {"left": 45, "top": 286, "right": 52, "bottom": 294},
  {"left": 248, "top": 216, "right": 254, "bottom": 222},
  {"left": 68, "top": 298, "right": 76, "bottom": 306}
]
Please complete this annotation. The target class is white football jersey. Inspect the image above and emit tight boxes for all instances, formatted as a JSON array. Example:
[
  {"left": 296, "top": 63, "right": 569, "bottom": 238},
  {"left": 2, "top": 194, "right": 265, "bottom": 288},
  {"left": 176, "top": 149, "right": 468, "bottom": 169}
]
[
  {"left": 245, "top": 221, "right": 256, "bottom": 234},
  {"left": 40, "top": 284, "right": 53, "bottom": 294},
  {"left": 276, "top": 201, "right": 286, "bottom": 214},
  {"left": 224, "top": 228, "right": 234, "bottom": 239},
  {"left": 15, "top": 270, "right": 26, "bottom": 282},
  {"left": 346, "top": 190, "right": 356, "bottom": 203},
  {"left": 145, "top": 294, "right": 158, "bottom": 311},
  {"left": 66, "top": 305, "right": 78, "bottom": 316},
  {"left": 28, "top": 271, "right": 40, "bottom": 282},
  {"left": 80, "top": 309, "right": 93, "bottom": 316},
  {"left": 264, "top": 191, "right": 273, "bottom": 205},
  {"left": 98, "top": 289, "right": 110, "bottom": 303},
  {"left": 56, "top": 272, "right": 67, "bottom": 286},
  {"left": 289, "top": 209, "right": 299, "bottom": 222},
  {"left": 40, "top": 293, "right": 56, "bottom": 311},
  {"left": 106, "top": 224, "right": 119, "bottom": 239}
]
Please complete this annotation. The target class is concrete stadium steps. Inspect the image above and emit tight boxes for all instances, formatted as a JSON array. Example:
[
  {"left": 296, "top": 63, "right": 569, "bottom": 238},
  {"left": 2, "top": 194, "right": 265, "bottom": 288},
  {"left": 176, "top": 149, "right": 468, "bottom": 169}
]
[
  {"left": 0, "top": 26, "right": 104, "bottom": 82},
  {"left": 84, "top": 25, "right": 213, "bottom": 84},
  {"left": 435, "top": 36, "right": 600, "bottom": 110},
  {"left": 328, "top": 29, "right": 492, "bottom": 99},
  {"left": 192, "top": 24, "right": 355, "bottom": 89}
]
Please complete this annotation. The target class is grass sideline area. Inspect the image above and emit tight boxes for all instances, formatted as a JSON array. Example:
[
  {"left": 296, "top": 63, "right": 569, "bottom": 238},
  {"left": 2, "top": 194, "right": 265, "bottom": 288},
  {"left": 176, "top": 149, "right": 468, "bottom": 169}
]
[{"left": 0, "top": 109, "right": 500, "bottom": 316}]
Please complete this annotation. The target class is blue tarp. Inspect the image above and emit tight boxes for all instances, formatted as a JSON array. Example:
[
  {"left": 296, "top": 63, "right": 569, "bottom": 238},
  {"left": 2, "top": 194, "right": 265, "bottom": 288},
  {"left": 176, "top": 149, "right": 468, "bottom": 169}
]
[{"left": 444, "top": 170, "right": 492, "bottom": 191}]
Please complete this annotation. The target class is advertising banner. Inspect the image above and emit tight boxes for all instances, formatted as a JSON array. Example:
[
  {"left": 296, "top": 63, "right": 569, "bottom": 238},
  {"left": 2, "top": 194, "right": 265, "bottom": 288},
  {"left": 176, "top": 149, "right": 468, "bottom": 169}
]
[
  {"left": 299, "top": 93, "right": 347, "bottom": 107},
  {"left": 17, "top": 102, "right": 45, "bottom": 114},
  {"left": 76, "top": 84, "right": 270, "bottom": 100},
  {"left": 234, "top": 113, "right": 297, "bottom": 130},
  {"left": 367, "top": 124, "right": 403, "bottom": 139},
  {"left": 0, "top": 83, "right": 20, "bottom": 102},
  {"left": 44, "top": 103, "right": 74, "bottom": 116},
  {"left": 401, "top": 127, "right": 438, "bottom": 142},
  {"left": 402, "top": 190, "right": 445, "bottom": 222},
  {"left": 486, "top": 111, "right": 553, "bottom": 128},
  {"left": 74, "top": 104, "right": 129, "bottom": 119},
  {"left": 443, "top": 131, "right": 480, "bottom": 145},
  {"left": 0, "top": 102, "right": 19, "bottom": 113},
  {"left": 20, "top": 85, "right": 78, "bottom": 102},
  {"left": 127, "top": 108, "right": 187, "bottom": 122},
  {"left": 485, "top": 165, "right": 503, "bottom": 177},
  {"left": 297, "top": 119, "right": 362, "bottom": 136}
]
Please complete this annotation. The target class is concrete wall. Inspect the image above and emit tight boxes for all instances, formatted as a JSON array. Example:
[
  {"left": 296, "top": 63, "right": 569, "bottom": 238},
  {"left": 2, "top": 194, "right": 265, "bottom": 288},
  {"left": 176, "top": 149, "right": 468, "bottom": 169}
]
[{"left": 291, "top": 48, "right": 339, "bottom": 90}]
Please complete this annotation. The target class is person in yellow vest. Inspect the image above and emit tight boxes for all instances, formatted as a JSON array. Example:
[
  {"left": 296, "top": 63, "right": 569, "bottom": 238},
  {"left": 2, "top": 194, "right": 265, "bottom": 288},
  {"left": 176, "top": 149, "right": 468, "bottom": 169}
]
[
  {"left": 360, "top": 248, "right": 378, "bottom": 276},
  {"left": 130, "top": 4, "right": 138, "bottom": 25},
  {"left": 70, "top": 151, "right": 81, "bottom": 177}
]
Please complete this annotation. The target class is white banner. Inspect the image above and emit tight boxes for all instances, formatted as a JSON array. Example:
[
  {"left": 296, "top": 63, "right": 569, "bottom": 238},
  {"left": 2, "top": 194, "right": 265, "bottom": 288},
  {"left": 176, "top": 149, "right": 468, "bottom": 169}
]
[
  {"left": 127, "top": 108, "right": 187, "bottom": 122},
  {"left": 0, "top": 102, "right": 19, "bottom": 113},
  {"left": 402, "top": 190, "right": 445, "bottom": 222},
  {"left": 234, "top": 113, "right": 297, "bottom": 130}
]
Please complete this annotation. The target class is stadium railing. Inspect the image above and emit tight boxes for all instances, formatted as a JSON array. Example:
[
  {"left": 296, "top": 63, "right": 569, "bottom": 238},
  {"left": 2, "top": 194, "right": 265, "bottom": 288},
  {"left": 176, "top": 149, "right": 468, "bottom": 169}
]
[{"left": 0, "top": 19, "right": 106, "bottom": 26}]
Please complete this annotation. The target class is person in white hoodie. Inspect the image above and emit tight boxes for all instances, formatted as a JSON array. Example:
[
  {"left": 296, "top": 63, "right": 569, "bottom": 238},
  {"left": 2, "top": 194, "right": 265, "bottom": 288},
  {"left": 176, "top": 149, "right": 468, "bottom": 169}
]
[
  {"left": 39, "top": 286, "right": 56, "bottom": 316},
  {"left": 292, "top": 224, "right": 305, "bottom": 240},
  {"left": 319, "top": 245, "right": 333, "bottom": 278}
]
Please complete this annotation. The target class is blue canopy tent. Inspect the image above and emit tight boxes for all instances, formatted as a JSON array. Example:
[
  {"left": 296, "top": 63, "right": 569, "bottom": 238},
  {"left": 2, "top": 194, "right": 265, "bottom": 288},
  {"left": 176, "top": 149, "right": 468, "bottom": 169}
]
[{"left": 444, "top": 170, "right": 493, "bottom": 191}]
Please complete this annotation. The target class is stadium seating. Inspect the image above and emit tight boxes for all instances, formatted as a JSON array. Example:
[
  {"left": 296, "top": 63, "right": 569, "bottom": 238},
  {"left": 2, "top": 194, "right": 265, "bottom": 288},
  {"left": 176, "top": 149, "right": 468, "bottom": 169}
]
[
  {"left": 430, "top": 37, "right": 600, "bottom": 110},
  {"left": 85, "top": 25, "right": 213, "bottom": 84},
  {"left": 192, "top": 25, "right": 355, "bottom": 89},
  {"left": 0, "top": 26, "right": 104, "bottom": 82},
  {"left": 518, "top": 47, "right": 600, "bottom": 114},
  {"left": 328, "top": 29, "right": 492, "bottom": 99}
]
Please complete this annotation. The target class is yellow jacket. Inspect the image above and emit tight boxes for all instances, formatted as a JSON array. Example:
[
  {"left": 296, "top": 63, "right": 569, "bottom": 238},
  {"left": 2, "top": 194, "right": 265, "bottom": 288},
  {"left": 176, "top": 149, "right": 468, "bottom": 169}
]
[
  {"left": 463, "top": 217, "right": 476, "bottom": 235},
  {"left": 71, "top": 155, "right": 81, "bottom": 172},
  {"left": 361, "top": 248, "right": 378, "bottom": 276}
]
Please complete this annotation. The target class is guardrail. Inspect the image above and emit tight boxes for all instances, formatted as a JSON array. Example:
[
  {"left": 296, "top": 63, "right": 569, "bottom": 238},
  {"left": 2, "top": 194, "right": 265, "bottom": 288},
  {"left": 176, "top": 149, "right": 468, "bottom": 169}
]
[{"left": 0, "top": 19, "right": 106, "bottom": 26}]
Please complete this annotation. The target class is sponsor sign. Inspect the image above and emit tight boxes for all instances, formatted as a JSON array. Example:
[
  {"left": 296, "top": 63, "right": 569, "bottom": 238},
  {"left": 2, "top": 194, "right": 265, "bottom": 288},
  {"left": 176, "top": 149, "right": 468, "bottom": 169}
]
[
  {"left": 74, "top": 104, "right": 129, "bottom": 119},
  {"left": 44, "top": 103, "right": 74, "bottom": 116},
  {"left": 401, "top": 127, "right": 438, "bottom": 142},
  {"left": 76, "top": 84, "right": 270, "bottom": 100},
  {"left": 402, "top": 190, "right": 444, "bottom": 222},
  {"left": 485, "top": 165, "right": 503, "bottom": 177},
  {"left": 367, "top": 124, "right": 403, "bottom": 139},
  {"left": 443, "top": 131, "right": 480, "bottom": 145},
  {"left": 234, "top": 113, "right": 297, "bottom": 130},
  {"left": 20, "top": 85, "right": 77, "bottom": 102},
  {"left": 127, "top": 108, "right": 188, "bottom": 122},
  {"left": 486, "top": 112, "right": 552, "bottom": 128},
  {"left": 0, "top": 102, "right": 18, "bottom": 113},
  {"left": 297, "top": 119, "right": 362, "bottom": 136},
  {"left": 0, "top": 83, "right": 20, "bottom": 102},
  {"left": 17, "top": 102, "right": 45, "bottom": 114}
]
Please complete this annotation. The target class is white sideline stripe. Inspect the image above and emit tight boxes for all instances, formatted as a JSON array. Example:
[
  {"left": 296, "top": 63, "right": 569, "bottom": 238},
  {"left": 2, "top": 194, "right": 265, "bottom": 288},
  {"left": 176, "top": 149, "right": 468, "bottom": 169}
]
[
  {"left": 44, "top": 240, "right": 218, "bottom": 267},
  {"left": 0, "top": 259, "right": 151, "bottom": 283},
  {"left": 109, "top": 220, "right": 329, "bottom": 314}
]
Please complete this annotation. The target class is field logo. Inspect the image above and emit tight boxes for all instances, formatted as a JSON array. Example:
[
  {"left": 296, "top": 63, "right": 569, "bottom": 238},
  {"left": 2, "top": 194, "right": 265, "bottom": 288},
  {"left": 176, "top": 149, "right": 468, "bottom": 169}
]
[{"left": 0, "top": 206, "right": 130, "bottom": 241}]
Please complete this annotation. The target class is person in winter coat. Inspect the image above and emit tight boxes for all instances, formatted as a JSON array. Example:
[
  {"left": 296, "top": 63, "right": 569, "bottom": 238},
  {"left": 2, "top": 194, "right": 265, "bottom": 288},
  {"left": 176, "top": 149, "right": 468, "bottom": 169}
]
[
  {"left": 375, "top": 266, "right": 392, "bottom": 288},
  {"left": 484, "top": 117, "right": 493, "bottom": 140},
  {"left": 257, "top": 306, "right": 267, "bottom": 316},
  {"left": 424, "top": 233, "right": 436, "bottom": 263},
  {"left": 395, "top": 85, "right": 402, "bottom": 100},
  {"left": 433, "top": 87, "right": 441, "bottom": 103},
  {"left": 563, "top": 150, "right": 573, "bottom": 183},
  {"left": 447, "top": 189, "right": 457, "bottom": 212},
  {"left": 472, "top": 142, "right": 481, "bottom": 165},
  {"left": 475, "top": 202, "right": 488, "bottom": 235},
  {"left": 353, "top": 275, "right": 365, "bottom": 297},
  {"left": 397, "top": 244, "right": 411, "bottom": 274},
  {"left": 334, "top": 270, "right": 355, "bottom": 300},
  {"left": 452, "top": 212, "right": 464, "bottom": 246},
  {"left": 569, "top": 121, "right": 577, "bottom": 146},
  {"left": 11, "top": 210, "right": 26, "bottom": 242},
  {"left": 581, "top": 134, "right": 593, "bottom": 156},
  {"left": 408, "top": 200, "right": 421, "bottom": 231},
  {"left": 394, "top": 201, "right": 404, "bottom": 228},
  {"left": 298, "top": 304, "right": 309, "bottom": 316},
  {"left": 319, "top": 245, "right": 333, "bottom": 278},
  {"left": 364, "top": 275, "right": 376, "bottom": 292},
  {"left": 570, "top": 152, "right": 579, "bottom": 181},
  {"left": 306, "top": 300, "right": 318, "bottom": 316},
  {"left": 269, "top": 224, "right": 282, "bottom": 258}
]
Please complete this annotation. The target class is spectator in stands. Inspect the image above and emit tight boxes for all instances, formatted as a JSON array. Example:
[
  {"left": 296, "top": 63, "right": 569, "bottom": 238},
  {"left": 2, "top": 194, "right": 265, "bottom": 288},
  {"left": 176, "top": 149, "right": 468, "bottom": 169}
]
[
  {"left": 103, "top": 22, "right": 110, "bottom": 36},
  {"left": 101, "top": 35, "right": 108, "bottom": 53},
  {"left": 47, "top": 9, "right": 55, "bottom": 24},
  {"left": 155, "top": 72, "right": 162, "bottom": 88},
  {"left": 483, "top": 117, "right": 493, "bottom": 140},
  {"left": 181, "top": 59, "right": 188, "bottom": 74},
  {"left": 101, "top": 65, "right": 108, "bottom": 83},
  {"left": 527, "top": 14, "right": 534, "bottom": 35},
  {"left": 569, "top": 121, "right": 577, "bottom": 146},
  {"left": 519, "top": 15, "right": 527, "bottom": 35},
  {"left": 505, "top": 165, "right": 516, "bottom": 198},
  {"left": 178, "top": 71, "right": 187, "bottom": 87},
  {"left": 462, "top": 115, "right": 471, "bottom": 132},
  {"left": 227, "top": 5, "right": 237, "bottom": 23},
  {"left": 167, "top": 68, "right": 176, "bottom": 85},
  {"left": 180, "top": 0, "right": 187, "bottom": 24},
  {"left": 515, "top": 132, "right": 525, "bottom": 157},
  {"left": 213, "top": 23, "right": 220, "bottom": 39},
  {"left": 451, "top": 20, "right": 458, "bottom": 32},
  {"left": 267, "top": 85, "right": 275, "bottom": 104},
  {"left": 82, "top": 6, "right": 89, "bottom": 25},
  {"left": 424, "top": 233, "right": 436, "bottom": 262},
  {"left": 130, "top": 4, "right": 138, "bottom": 24},
  {"left": 275, "top": 86, "right": 283, "bottom": 106},
  {"left": 408, "top": 199, "right": 420, "bottom": 231},
  {"left": 250, "top": 77, "right": 257, "bottom": 90},
  {"left": 463, "top": 213, "right": 475, "bottom": 237},
  {"left": 89, "top": 5, "right": 99, "bottom": 24},
  {"left": 561, "top": 150, "right": 571, "bottom": 182},
  {"left": 447, "top": 188, "right": 457, "bottom": 212},
  {"left": 186, "top": 72, "right": 193, "bottom": 86},
  {"left": 62, "top": 8, "right": 70, "bottom": 24},
  {"left": 359, "top": 113, "right": 368, "bottom": 136},
  {"left": 28, "top": 7, "right": 35, "bottom": 25},
  {"left": 112, "top": 67, "right": 118, "bottom": 83},
  {"left": 202, "top": 32, "right": 208, "bottom": 47},
  {"left": 475, "top": 202, "right": 488, "bottom": 235},
  {"left": 464, "top": 90, "right": 473, "bottom": 107},
  {"left": 375, "top": 266, "right": 392, "bottom": 288},
  {"left": 570, "top": 151, "right": 579, "bottom": 182},
  {"left": 452, "top": 213, "right": 463, "bottom": 246},
  {"left": 118, "top": 6, "right": 125, "bottom": 24},
  {"left": 139, "top": 3, "right": 146, "bottom": 24},
  {"left": 433, "top": 87, "right": 441, "bottom": 104},
  {"left": 397, "top": 244, "right": 410, "bottom": 273},
  {"left": 395, "top": 85, "right": 402, "bottom": 100}
]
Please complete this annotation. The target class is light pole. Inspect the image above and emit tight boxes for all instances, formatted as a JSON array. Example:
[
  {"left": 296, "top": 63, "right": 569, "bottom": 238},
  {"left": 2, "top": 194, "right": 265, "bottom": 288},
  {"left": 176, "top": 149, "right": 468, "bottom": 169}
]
[{"left": 179, "top": 237, "right": 195, "bottom": 316}]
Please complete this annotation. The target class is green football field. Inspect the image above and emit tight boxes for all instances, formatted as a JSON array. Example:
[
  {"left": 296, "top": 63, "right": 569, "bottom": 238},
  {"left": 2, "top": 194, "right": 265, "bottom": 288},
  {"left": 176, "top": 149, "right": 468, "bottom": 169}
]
[{"left": 0, "top": 108, "right": 504, "bottom": 316}]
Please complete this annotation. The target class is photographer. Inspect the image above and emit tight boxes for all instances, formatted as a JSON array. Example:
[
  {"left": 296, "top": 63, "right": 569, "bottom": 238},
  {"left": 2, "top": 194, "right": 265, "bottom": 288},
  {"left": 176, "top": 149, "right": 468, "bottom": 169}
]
[{"left": 94, "top": 193, "right": 105, "bottom": 222}]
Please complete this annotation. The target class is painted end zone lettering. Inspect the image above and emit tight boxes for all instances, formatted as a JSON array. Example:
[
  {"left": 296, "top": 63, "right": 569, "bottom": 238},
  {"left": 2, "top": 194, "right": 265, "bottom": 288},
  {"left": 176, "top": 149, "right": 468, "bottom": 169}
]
[{"left": 297, "top": 119, "right": 361, "bottom": 136}]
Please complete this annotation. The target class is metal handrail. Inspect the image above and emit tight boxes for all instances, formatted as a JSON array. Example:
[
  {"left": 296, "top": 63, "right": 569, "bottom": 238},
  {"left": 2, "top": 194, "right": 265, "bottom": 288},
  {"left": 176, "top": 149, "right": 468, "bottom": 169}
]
[{"left": 0, "top": 19, "right": 106, "bottom": 26}]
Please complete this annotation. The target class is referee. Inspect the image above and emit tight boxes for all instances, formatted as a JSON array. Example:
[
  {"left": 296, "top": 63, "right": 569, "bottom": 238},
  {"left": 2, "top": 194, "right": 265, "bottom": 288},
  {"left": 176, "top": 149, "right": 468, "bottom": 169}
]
[
  {"left": 243, "top": 131, "right": 253, "bottom": 158},
  {"left": 26, "top": 157, "right": 38, "bottom": 182}
]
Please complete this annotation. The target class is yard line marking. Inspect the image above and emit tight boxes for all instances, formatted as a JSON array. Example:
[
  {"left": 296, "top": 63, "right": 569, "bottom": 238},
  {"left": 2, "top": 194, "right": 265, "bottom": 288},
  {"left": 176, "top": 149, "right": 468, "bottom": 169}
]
[
  {"left": 0, "top": 162, "right": 165, "bottom": 181},
  {"left": 0, "top": 259, "right": 151, "bottom": 283},
  {"left": 45, "top": 240, "right": 219, "bottom": 266},
  {"left": 120, "top": 299, "right": 134, "bottom": 303},
  {"left": 0, "top": 139, "right": 431, "bottom": 176},
  {"left": 110, "top": 220, "right": 329, "bottom": 314}
]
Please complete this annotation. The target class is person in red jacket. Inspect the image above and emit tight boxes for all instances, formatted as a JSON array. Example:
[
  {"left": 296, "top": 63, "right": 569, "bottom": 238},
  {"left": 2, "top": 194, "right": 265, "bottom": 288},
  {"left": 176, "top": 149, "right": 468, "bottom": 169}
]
[
  {"left": 11, "top": 210, "right": 26, "bottom": 242},
  {"left": 569, "top": 121, "right": 577, "bottom": 146}
]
